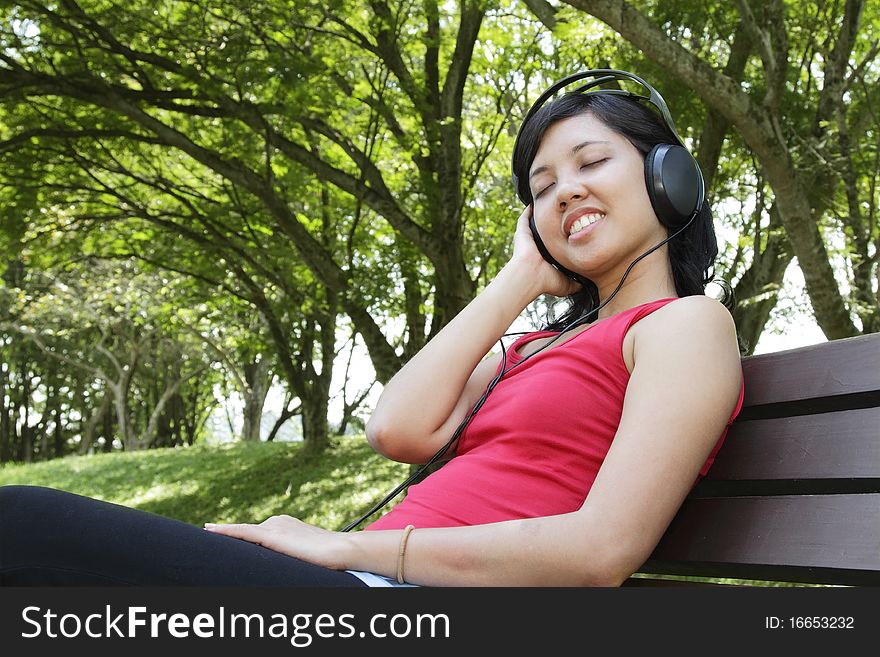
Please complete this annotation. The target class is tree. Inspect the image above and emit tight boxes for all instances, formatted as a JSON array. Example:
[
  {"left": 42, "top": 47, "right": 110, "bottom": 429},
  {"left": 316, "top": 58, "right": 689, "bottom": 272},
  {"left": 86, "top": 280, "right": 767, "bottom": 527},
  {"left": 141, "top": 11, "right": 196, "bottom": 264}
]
[
  {"left": 0, "top": 1, "right": 557, "bottom": 451},
  {"left": 0, "top": 258, "right": 223, "bottom": 459}
]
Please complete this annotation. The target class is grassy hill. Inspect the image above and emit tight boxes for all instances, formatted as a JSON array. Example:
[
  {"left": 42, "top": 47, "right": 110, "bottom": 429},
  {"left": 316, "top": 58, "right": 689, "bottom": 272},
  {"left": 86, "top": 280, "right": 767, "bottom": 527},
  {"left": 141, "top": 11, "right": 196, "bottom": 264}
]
[{"left": 0, "top": 437, "right": 409, "bottom": 530}]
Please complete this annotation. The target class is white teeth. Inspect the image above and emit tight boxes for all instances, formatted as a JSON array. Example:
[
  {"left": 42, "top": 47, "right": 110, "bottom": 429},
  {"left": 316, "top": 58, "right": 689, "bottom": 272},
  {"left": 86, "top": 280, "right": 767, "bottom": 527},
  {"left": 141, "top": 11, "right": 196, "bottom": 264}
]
[{"left": 569, "top": 213, "right": 604, "bottom": 236}]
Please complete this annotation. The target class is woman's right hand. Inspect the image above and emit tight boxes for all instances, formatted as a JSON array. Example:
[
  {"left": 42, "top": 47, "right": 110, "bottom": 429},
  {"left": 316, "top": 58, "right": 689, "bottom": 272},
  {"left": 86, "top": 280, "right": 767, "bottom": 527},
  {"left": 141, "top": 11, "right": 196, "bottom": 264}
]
[{"left": 508, "top": 204, "right": 583, "bottom": 298}]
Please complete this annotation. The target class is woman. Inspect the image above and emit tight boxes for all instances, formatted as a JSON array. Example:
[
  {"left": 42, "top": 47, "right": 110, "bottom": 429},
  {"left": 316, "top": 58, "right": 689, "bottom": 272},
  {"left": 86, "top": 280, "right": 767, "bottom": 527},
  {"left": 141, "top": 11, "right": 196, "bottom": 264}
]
[{"left": 0, "top": 75, "right": 743, "bottom": 587}]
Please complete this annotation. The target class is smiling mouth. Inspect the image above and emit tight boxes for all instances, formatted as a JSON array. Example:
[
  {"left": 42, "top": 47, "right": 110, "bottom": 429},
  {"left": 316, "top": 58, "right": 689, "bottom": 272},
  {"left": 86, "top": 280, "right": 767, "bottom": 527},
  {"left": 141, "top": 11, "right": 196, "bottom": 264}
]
[{"left": 568, "top": 212, "right": 605, "bottom": 237}]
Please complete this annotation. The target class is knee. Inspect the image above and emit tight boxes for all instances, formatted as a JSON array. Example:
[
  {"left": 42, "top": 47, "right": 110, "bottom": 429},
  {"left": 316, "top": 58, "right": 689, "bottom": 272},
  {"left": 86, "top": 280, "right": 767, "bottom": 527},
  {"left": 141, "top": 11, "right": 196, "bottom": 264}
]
[
  {"left": 0, "top": 485, "right": 68, "bottom": 518},
  {"left": 0, "top": 484, "right": 35, "bottom": 506},
  {"left": 0, "top": 484, "right": 55, "bottom": 501}
]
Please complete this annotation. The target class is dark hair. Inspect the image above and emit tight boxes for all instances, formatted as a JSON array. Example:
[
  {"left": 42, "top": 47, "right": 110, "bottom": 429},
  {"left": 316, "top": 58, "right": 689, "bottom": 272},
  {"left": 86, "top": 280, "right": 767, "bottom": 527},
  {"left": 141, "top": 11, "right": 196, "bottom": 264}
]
[{"left": 512, "top": 92, "right": 733, "bottom": 331}]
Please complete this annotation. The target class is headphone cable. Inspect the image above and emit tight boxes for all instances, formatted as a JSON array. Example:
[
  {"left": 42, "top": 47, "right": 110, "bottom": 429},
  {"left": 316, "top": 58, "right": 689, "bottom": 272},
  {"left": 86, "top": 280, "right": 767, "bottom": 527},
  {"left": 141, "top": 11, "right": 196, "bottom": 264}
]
[{"left": 339, "top": 209, "right": 697, "bottom": 532}]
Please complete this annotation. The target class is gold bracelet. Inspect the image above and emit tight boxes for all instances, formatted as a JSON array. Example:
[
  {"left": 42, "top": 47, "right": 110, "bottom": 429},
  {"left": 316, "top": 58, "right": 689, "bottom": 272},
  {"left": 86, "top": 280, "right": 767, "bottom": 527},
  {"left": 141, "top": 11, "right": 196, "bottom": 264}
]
[{"left": 396, "top": 524, "right": 416, "bottom": 584}]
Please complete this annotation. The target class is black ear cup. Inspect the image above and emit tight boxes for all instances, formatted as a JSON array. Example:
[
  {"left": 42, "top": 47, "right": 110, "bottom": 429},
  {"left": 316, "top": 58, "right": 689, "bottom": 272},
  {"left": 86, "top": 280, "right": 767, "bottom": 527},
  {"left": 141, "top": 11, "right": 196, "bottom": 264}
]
[{"left": 644, "top": 144, "right": 704, "bottom": 228}]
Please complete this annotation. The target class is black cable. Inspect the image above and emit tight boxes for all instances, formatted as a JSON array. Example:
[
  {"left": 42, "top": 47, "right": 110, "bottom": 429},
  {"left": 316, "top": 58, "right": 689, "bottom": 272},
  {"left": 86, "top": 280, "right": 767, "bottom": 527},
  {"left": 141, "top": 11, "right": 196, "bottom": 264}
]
[{"left": 339, "top": 210, "right": 697, "bottom": 532}]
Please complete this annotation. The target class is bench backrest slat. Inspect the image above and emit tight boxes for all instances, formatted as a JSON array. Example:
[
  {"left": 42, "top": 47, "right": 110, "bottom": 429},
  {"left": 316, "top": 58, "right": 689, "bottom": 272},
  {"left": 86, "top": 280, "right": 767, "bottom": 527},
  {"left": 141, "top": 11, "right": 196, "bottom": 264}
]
[
  {"left": 740, "top": 333, "right": 880, "bottom": 408},
  {"left": 640, "top": 493, "right": 880, "bottom": 586},
  {"left": 698, "top": 406, "right": 880, "bottom": 484}
]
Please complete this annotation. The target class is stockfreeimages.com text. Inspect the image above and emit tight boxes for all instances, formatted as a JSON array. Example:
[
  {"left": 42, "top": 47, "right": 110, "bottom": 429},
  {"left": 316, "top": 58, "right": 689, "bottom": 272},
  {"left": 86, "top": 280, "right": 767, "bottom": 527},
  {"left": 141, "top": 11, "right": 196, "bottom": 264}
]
[{"left": 21, "top": 605, "right": 450, "bottom": 646}]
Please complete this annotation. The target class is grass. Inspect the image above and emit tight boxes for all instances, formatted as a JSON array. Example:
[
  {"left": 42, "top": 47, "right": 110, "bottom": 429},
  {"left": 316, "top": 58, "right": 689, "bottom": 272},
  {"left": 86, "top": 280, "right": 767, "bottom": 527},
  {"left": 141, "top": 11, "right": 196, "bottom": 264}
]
[
  {"left": 0, "top": 436, "right": 409, "bottom": 530},
  {"left": 626, "top": 573, "right": 832, "bottom": 587}
]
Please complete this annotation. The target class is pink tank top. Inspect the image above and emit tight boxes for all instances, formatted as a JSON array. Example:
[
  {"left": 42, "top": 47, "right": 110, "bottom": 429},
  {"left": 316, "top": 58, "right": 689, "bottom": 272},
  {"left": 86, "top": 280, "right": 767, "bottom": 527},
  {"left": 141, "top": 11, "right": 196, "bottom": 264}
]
[{"left": 366, "top": 297, "right": 744, "bottom": 531}]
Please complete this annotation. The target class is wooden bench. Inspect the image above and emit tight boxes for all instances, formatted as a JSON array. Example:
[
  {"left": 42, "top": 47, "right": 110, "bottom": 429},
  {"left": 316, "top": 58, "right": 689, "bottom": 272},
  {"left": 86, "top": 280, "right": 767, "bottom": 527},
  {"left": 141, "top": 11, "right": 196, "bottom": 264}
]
[{"left": 626, "top": 332, "right": 880, "bottom": 587}]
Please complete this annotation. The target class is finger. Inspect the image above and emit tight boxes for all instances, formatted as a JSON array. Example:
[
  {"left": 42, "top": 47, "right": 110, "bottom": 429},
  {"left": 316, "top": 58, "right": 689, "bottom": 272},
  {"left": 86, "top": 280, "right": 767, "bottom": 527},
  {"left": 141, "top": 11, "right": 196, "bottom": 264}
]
[{"left": 203, "top": 522, "right": 264, "bottom": 543}]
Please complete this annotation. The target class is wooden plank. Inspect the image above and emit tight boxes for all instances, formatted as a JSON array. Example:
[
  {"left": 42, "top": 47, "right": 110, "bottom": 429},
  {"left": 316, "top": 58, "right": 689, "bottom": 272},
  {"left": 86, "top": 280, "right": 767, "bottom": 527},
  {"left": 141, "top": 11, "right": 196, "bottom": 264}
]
[
  {"left": 740, "top": 333, "right": 880, "bottom": 407},
  {"left": 706, "top": 407, "right": 880, "bottom": 480},
  {"left": 640, "top": 494, "right": 880, "bottom": 586}
]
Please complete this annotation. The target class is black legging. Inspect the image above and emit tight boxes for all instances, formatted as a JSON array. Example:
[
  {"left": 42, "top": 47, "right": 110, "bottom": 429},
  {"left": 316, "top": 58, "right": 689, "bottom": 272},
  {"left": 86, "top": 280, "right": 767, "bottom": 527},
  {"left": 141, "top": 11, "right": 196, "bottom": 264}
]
[{"left": 0, "top": 485, "right": 366, "bottom": 586}]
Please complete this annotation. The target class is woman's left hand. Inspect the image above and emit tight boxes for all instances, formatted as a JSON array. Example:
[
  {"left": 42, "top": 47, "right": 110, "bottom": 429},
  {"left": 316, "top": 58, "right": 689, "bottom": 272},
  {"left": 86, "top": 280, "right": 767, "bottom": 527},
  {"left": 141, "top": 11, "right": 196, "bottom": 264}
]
[{"left": 204, "top": 515, "right": 351, "bottom": 570}]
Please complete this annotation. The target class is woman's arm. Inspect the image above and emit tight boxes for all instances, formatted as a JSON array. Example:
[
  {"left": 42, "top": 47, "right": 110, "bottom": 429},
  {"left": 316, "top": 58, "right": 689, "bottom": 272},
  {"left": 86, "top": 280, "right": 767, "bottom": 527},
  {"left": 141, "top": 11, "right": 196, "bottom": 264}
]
[
  {"left": 364, "top": 262, "right": 535, "bottom": 464},
  {"left": 365, "top": 206, "right": 579, "bottom": 464},
  {"left": 207, "top": 295, "right": 742, "bottom": 586}
]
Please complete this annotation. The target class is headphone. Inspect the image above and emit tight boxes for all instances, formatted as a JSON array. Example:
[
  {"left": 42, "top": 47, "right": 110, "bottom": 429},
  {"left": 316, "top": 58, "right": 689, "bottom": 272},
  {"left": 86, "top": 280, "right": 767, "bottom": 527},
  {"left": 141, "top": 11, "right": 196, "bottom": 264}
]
[
  {"left": 340, "top": 70, "right": 705, "bottom": 532},
  {"left": 511, "top": 69, "right": 705, "bottom": 287}
]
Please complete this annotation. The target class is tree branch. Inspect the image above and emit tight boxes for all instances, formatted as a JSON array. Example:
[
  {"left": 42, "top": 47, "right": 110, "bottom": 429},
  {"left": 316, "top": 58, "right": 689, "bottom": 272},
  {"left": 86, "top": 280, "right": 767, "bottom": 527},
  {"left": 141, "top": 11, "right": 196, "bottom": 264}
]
[
  {"left": 424, "top": 0, "right": 441, "bottom": 110},
  {"left": 367, "top": 0, "right": 428, "bottom": 114},
  {"left": 812, "top": 0, "right": 865, "bottom": 135},
  {"left": 560, "top": 0, "right": 783, "bottom": 164},
  {"left": 0, "top": 127, "right": 161, "bottom": 154},
  {"left": 440, "top": 0, "right": 485, "bottom": 124},
  {"left": 734, "top": 0, "right": 781, "bottom": 109},
  {"left": 523, "top": 0, "right": 559, "bottom": 30}
]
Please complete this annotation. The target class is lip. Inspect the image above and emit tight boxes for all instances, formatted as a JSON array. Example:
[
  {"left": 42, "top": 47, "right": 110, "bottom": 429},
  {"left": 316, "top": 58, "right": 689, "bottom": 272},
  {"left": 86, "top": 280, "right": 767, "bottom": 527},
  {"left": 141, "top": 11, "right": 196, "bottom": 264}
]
[{"left": 562, "top": 206, "right": 606, "bottom": 238}]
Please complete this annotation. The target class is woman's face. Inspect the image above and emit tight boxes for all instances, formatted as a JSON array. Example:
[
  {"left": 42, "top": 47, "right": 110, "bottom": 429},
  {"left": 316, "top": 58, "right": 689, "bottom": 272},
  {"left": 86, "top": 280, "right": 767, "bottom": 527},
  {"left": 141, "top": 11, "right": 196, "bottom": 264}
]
[{"left": 527, "top": 112, "right": 668, "bottom": 282}]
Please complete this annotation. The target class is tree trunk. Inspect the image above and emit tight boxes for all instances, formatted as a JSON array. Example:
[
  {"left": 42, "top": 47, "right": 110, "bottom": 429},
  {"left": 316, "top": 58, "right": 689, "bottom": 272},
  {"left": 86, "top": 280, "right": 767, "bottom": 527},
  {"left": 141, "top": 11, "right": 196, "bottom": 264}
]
[
  {"left": 113, "top": 384, "right": 136, "bottom": 451},
  {"left": 733, "top": 232, "right": 793, "bottom": 354},
  {"left": 299, "top": 300, "right": 337, "bottom": 454},
  {"left": 836, "top": 99, "right": 880, "bottom": 334},
  {"left": 0, "top": 363, "right": 10, "bottom": 463},
  {"left": 21, "top": 366, "right": 31, "bottom": 462},
  {"left": 101, "top": 408, "right": 114, "bottom": 452},
  {"left": 241, "top": 358, "right": 272, "bottom": 442},
  {"left": 402, "top": 261, "right": 428, "bottom": 361},
  {"left": 116, "top": 356, "right": 140, "bottom": 450},
  {"left": 80, "top": 390, "right": 112, "bottom": 455},
  {"left": 300, "top": 392, "right": 329, "bottom": 455},
  {"left": 47, "top": 382, "right": 63, "bottom": 459},
  {"left": 769, "top": 182, "right": 857, "bottom": 339},
  {"left": 170, "top": 392, "right": 183, "bottom": 447},
  {"left": 427, "top": 251, "right": 475, "bottom": 339}
]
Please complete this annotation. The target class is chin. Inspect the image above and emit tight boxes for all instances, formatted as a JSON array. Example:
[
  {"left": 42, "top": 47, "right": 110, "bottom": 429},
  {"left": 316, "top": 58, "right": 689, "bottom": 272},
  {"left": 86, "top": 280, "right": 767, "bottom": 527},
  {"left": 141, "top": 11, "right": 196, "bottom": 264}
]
[{"left": 560, "top": 248, "right": 607, "bottom": 279}]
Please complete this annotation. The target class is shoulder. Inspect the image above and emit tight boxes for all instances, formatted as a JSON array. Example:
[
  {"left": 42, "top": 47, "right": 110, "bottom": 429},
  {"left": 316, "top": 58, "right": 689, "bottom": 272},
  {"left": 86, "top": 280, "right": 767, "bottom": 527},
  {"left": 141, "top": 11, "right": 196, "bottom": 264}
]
[
  {"left": 625, "top": 296, "right": 739, "bottom": 373},
  {"left": 636, "top": 295, "right": 736, "bottom": 345},
  {"left": 620, "top": 296, "right": 742, "bottom": 439},
  {"left": 632, "top": 296, "right": 741, "bottom": 390}
]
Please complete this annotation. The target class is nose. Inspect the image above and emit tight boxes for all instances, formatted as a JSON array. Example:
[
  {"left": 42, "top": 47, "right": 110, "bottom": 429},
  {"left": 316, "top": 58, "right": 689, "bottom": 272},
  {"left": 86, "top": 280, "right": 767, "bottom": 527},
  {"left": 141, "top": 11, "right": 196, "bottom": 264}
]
[{"left": 555, "top": 175, "right": 588, "bottom": 209}]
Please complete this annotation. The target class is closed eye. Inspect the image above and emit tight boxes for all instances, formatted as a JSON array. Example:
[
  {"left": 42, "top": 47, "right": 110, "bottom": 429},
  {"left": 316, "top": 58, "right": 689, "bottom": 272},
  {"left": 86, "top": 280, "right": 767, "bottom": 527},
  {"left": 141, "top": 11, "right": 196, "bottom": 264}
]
[
  {"left": 533, "top": 159, "right": 608, "bottom": 199},
  {"left": 534, "top": 183, "right": 554, "bottom": 198},
  {"left": 582, "top": 158, "right": 608, "bottom": 170}
]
